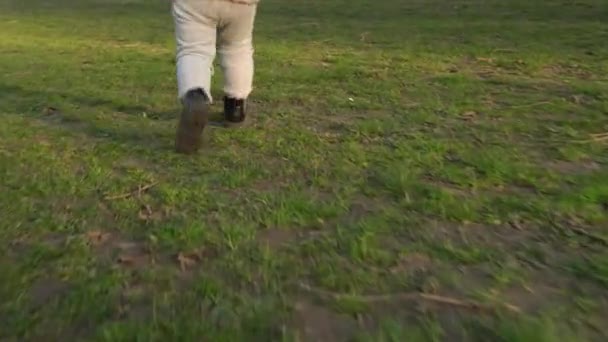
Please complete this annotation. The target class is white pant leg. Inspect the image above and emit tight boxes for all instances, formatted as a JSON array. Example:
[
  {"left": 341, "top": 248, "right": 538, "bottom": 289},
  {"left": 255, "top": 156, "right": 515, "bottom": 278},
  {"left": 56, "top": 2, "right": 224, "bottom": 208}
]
[
  {"left": 173, "top": 0, "right": 218, "bottom": 101},
  {"left": 217, "top": 3, "right": 257, "bottom": 99}
]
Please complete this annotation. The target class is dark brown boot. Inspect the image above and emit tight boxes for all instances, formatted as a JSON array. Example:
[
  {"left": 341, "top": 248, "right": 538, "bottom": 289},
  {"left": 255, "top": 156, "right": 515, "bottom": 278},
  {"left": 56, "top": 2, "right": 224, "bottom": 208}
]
[
  {"left": 223, "top": 96, "right": 247, "bottom": 128},
  {"left": 175, "top": 88, "right": 210, "bottom": 154}
]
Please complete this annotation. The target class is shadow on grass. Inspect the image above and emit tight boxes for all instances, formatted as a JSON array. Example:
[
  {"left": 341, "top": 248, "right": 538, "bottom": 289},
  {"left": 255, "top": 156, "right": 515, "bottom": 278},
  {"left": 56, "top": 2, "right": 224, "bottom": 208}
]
[
  {"left": 0, "top": 84, "right": 175, "bottom": 118},
  {"left": 0, "top": 83, "right": 241, "bottom": 151},
  {"left": 2, "top": 0, "right": 606, "bottom": 52},
  {"left": 0, "top": 83, "right": 178, "bottom": 150}
]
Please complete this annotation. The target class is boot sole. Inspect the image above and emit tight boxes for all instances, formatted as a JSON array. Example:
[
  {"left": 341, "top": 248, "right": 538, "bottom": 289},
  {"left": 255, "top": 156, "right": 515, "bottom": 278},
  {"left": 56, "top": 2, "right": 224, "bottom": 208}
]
[{"left": 175, "top": 95, "right": 209, "bottom": 154}]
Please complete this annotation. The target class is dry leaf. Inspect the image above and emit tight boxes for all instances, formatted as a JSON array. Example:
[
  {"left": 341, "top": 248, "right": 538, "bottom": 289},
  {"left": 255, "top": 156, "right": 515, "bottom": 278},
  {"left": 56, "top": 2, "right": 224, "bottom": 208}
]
[
  {"left": 460, "top": 111, "right": 477, "bottom": 121},
  {"left": 138, "top": 204, "right": 153, "bottom": 221},
  {"left": 138, "top": 204, "right": 163, "bottom": 222},
  {"left": 590, "top": 132, "right": 608, "bottom": 142},
  {"left": 44, "top": 107, "right": 60, "bottom": 116},
  {"left": 509, "top": 219, "right": 524, "bottom": 231},
  {"left": 390, "top": 253, "right": 433, "bottom": 274},
  {"left": 570, "top": 94, "right": 584, "bottom": 105},
  {"left": 177, "top": 252, "right": 197, "bottom": 271},
  {"left": 360, "top": 32, "right": 370, "bottom": 42},
  {"left": 117, "top": 255, "right": 136, "bottom": 265},
  {"left": 86, "top": 230, "right": 111, "bottom": 246},
  {"left": 476, "top": 57, "right": 495, "bottom": 63},
  {"left": 117, "top": 241, "right": 140, "bottom": 251}
]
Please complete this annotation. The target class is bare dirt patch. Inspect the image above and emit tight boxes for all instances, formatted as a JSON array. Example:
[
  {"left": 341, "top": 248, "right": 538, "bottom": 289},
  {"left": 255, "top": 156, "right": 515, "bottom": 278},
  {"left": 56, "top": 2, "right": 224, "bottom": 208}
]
[
  {"left": 29, "top": 277, "right": 71, "bottom": 309},
  {"left": 292, "top": 300, "right": 358, "bottom": 342},
  {"left": 421, "top": 220, "right": 542, "bottom": 251},
  {"left": 257, "top": 228, "right": 300, "bottom": 250},
  {"left": 390, "top": 252, "right": 434, "bottom": 275},
  {"left": 547, "top": 159, "right": 602, "bottom": 175},
  {"left": 83, "top": 229, "right": 153, "bottom": 268}
]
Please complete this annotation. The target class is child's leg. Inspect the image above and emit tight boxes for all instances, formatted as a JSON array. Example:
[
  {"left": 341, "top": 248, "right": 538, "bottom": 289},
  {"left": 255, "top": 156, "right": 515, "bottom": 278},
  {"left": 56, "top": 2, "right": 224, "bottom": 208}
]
[
  {"left": 217, "top": 3, "right": 258, "bottom": 100},
  {"left": 173, "top": 0, "right": 218, "bottom": 100}
]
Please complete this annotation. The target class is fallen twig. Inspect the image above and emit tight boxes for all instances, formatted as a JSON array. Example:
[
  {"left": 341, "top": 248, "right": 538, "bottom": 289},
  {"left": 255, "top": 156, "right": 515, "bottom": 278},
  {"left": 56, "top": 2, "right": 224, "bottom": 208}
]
[
  {"left": 420, "top": 293, "right": 521, "bottom": 313},
  {"left": 506, "top": 101, "right": 551, "bottom": 109},
  {"left": 590, "top": 132, "right": 608, "bottom": 142},
  {"left": 573, "top": 132, "right": 608, "bottom": 144},
  {"left": 515, "top": 253, "right": 548, "bottom": 270},
  {"left": 569, "top": 226, "right": 608, "bottom": 246},
  {"left": 177, "top": 252, "right": 197, "bottom": 272},
  {"left": 491, "top": 48, "right": 517, "bottom": 53},
  {"left": 104, "top": 181, "right": 158, "bottom": 200},
  {"left": 297, "top": 283, "right": 520, "bottom": 314},
  {"left": 491, "top": 100, "right": 552, "bottom": 110}
]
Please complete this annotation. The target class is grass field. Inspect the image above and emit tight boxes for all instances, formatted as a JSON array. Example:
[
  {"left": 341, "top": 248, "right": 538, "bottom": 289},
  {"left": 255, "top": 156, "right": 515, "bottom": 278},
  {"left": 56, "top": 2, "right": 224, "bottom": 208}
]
[{"left": 1, "top": 0, "right": 607, "bottom": 340}]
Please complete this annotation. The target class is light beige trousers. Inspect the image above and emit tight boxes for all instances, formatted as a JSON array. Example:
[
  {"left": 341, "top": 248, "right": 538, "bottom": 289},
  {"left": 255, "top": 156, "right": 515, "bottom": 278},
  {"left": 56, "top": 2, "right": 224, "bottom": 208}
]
[{"left": 172, "top": 0, "right": 257, "bottom": 101}]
